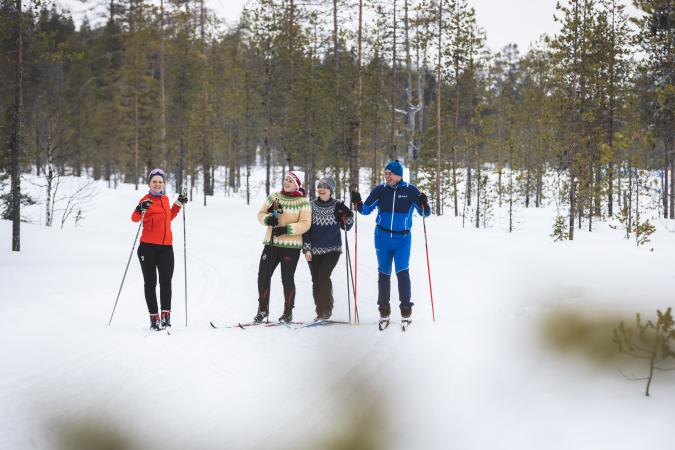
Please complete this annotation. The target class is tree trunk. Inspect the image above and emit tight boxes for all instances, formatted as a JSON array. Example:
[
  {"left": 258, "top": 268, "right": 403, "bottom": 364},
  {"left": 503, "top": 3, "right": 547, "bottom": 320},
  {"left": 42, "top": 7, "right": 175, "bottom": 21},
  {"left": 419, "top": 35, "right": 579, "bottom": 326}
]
[
  {"left": 452, "top": 69, "right": 460, "bottom": 217},
  {"left": 670, "top": 135, "right": 674, "bottom": 218},
  {"left": 403, "top": 0, "right": 415, "bottom": 183},
  {"left": 535, "top": 167, "right": 542, "bottom": 208},
  {"left": 388, "top": 0, "right": 398, "bottom": 161},
  {"left": 372, "top": 47, "right": 382, "bottom": 189},
  {"left": 352, "top": 0, "right": 363, "bottom": 192},
  {"left": 509, "top": 145, "right": 514, "bottom": 233},
  {"left": 178, "top": 137, "right": 185, "bottom": 192},
  {"left": 627, "top": 160, "right": 633, "bottom": 237},
  {"left": 10, "top": 0, "right": 22, "bottom": 251},
  {"left": 159, "top": 0, "right": 167, "bottom": 169},
  {"left": 133, "top": 57, "right": 139, "bottom": 190},
  {"left": 609, "top": 162, "right": 615, "bottom": 216},
  {"left": 200, "top": 0, "right": 211, "bottom": 206},
  {"left": 663, "top": 152, "right": 669, "bottom": 218},
  {"left": 588, "top": 160, "right": 593, "bottom": 232},
  {"left": 244, "top": 70, "right": 252, "bottom": 205},
  {"left": 475, "top": 150, "right": 480, "bottom": 228},
  {"left": 415, "top": 14, "right": 428, "bottom": 185},
  {"left": 434, "top": 2, "right": 442, "bottom": 216}
]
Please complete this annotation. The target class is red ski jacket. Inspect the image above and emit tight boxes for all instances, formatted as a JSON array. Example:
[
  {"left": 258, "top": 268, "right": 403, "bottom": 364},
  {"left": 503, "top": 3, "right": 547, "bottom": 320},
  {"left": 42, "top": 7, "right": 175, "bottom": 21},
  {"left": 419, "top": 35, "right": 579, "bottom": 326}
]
[{"left": 131, "top": 193, "right": 181, "bottom": 245}]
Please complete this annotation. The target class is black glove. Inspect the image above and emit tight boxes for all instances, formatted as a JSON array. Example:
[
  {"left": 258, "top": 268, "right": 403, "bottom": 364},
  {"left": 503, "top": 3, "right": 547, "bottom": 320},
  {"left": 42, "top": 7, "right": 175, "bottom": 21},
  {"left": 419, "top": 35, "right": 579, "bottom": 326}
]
[
  {"left": 418, "top": 192, "right": 429, "bottom": 210},
  {"left": 334, "top": 201, "right": 353, "bottom": 223},
  {"left": 265, "top": 215, "right": 279, "bottom": 226},
  {"left": 136, "top": 199, "right": 153, "bottom": 214},
  {"left": 176, "top": 192, "right": 188, "bottom": 205},
  {"left": 272, "top": 226, "right": 288, "bottom": 237},
  {"left": 350, "top": 191, "right": 362, "bottom": 208}
]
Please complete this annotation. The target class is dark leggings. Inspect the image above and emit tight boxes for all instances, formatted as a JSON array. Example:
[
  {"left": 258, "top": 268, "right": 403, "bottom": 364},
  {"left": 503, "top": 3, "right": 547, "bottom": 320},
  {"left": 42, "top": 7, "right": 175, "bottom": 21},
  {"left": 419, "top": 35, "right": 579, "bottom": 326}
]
[
  {"left": 257, "top": 245, "right": 300, "bottom": 313},
  {"left": 137, "top": 242, "right": 174, "bottom": 315},
  {"left": 308, "top": 252, "right": 340, "bottom": 316}
]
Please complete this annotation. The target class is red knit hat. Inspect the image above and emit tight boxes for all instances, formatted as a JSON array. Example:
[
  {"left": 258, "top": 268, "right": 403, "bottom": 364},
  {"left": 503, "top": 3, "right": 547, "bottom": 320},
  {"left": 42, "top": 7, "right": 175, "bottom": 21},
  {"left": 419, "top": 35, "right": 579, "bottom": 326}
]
[{"left": 287, "top": 170, "right": 305, "bottom": 191}]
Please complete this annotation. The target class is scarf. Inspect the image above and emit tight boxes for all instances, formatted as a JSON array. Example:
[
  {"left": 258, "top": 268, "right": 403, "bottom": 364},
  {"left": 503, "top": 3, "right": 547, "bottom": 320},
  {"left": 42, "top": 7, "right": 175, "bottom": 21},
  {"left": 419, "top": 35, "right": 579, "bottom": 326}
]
[{"left": 280, "top": 188, "right": 305, "bottom": 198}]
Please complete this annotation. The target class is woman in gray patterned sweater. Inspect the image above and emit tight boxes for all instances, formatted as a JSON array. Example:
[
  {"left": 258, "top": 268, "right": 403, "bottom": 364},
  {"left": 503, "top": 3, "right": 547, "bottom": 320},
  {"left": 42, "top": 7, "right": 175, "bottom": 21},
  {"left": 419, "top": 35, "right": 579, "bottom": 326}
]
[{"left": 302, "top": 176, "right": 354, "bottom": 320}]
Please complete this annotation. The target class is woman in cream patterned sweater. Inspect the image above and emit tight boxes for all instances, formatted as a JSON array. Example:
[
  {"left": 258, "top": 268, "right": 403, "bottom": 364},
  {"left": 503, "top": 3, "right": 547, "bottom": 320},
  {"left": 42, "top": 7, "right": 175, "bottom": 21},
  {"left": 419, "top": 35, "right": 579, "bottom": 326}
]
[{"left": 253, "top": 170, "right": 311, "bottom": 323}]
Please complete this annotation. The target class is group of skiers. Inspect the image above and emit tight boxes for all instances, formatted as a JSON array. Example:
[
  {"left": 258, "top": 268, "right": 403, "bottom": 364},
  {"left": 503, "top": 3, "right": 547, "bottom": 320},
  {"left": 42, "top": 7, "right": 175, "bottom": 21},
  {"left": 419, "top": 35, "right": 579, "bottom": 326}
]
[{"left": 131, "top": 160, "right": 430, "bottom": 331}]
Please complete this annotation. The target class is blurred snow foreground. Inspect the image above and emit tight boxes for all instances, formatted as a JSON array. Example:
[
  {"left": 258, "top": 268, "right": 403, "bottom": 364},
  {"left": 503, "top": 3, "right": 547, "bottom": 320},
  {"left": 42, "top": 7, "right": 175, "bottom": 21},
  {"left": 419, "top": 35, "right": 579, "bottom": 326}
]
[{"left": 1, "top": 171, "right": 674, "bottom": 450}]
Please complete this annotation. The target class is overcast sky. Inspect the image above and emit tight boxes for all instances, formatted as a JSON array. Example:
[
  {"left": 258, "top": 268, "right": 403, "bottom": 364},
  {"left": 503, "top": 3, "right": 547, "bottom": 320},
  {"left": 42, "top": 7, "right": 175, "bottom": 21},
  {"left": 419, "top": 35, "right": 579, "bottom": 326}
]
[{"left": 56, "top": 0, "right": 640, "bottom": 54}]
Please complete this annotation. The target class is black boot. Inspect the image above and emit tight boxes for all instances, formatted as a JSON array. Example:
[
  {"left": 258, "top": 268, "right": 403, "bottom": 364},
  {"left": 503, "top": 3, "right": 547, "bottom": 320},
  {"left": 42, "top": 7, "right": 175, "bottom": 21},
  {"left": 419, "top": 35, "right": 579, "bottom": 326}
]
[
  {"left": 160, "top": 311, "right": 171, "bottom": 328},
  {"left": 400, "top": 305, "right": 412, "bottom": 319},
  {"left": 278, "top": 310, "right": 293, "bottom": 323},
  {"left": 254, "top": 309, "right": 269, "bottom": 324},
  {"left": 314, "top": 310, "right": 331, "bottom": 321},
  {"left": 149, "top": 314, "right": 161, "bottom": 331},
  {"left": 378, "top": 305, "right": 391, "bottom": 331}
]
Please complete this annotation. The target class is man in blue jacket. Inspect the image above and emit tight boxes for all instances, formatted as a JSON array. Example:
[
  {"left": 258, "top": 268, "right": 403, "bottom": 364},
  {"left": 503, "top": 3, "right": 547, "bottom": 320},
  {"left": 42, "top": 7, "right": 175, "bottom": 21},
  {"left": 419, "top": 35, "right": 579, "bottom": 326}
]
[{"left": 351, "top": 160, "right": 430, "bottom": 329}]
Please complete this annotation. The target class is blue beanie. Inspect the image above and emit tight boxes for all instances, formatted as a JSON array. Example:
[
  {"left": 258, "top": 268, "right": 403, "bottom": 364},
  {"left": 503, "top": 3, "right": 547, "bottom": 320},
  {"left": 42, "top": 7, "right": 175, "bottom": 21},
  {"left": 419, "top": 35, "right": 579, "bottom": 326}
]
[{"left": 385, "top": 160, "right": 403, "bottom": 177}]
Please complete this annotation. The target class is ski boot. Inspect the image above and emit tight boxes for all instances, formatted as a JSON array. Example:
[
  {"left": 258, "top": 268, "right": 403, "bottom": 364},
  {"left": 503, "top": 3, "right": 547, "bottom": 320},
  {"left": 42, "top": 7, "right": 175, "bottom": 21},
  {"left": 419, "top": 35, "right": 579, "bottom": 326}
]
[
  {"left": 160, "top": 310, "right": 171, "bottom": 329},
  {"left": 278, "top": 310, "right": 293, "bottom": 323},
  {"left": 253, "top": 309, "right": 269, "bottom": 324},
  {"left": 149, "top": 314, "right": 161, "bottom": 331},
  {"left": 378, "top": 305, "right": 391, "bottom": 331},
  {"left": 401, "top": 305, "right": 412, "bottom": 332},
  {"left": 314, "top": 310, "right": 331, "bottom": 322}
]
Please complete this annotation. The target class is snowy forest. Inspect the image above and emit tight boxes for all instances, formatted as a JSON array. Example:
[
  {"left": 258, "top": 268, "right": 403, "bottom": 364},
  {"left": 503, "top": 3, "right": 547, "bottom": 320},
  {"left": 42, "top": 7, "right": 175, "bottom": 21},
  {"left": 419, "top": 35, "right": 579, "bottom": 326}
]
[
  {"left": 1, "top": 0, "right": 673, "bottom": 249},
  {"left": 2, "top": 1, "right": 675, "bottom": 448}
]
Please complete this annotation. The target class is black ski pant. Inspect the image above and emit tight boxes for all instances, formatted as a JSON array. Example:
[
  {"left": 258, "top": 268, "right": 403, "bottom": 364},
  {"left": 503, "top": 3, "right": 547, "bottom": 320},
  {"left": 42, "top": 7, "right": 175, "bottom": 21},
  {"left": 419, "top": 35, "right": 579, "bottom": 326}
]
[
  {"left": 257, "top": 245, "right": 301, "bottom": 314},
  {"left": 307, "top": 252, "right": 340, "bottom": 317},
  {"left": 137, "top": 242, "right": 174, "bottom": 315}
]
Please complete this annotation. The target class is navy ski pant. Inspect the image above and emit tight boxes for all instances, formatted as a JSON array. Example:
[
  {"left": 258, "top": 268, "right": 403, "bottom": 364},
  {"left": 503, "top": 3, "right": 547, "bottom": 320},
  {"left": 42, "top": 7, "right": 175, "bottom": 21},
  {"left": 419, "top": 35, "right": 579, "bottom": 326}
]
[{"left": 374, "top": 228, "right": 413, "bottom": 310}]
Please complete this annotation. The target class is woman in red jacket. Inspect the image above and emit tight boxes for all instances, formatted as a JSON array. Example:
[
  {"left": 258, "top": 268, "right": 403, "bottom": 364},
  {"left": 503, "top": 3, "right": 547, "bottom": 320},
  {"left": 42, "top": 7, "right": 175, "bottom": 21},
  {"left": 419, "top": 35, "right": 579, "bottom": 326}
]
[{"left": 131, "top": 168, "right": 187, "bottom": 331}]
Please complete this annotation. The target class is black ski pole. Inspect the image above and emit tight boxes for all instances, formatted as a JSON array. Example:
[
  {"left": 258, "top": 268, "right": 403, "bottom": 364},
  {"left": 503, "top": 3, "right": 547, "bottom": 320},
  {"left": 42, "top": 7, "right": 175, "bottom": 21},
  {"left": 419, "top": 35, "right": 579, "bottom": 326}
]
[
  {"left": 343, "top": 214, "right": 357, "bottom": 324},
  {"left": 341, "top": 210, "right": 352, "bottom": 324},
  {"left": 108, "top": 211, "right": 144, "bottom": 326},
  {"left": 183, "top": 197, "right": 188, "bottom": 327},
  {"left": 263, "top": 198, "right": 279, "bottom": 323}
]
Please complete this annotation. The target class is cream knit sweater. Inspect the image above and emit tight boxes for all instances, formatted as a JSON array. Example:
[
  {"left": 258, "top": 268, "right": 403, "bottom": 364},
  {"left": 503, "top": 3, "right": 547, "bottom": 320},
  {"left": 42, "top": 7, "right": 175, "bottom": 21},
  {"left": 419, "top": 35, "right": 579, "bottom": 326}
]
[{"left": 256, "top": 192, "right": 311, "bottom": 249}]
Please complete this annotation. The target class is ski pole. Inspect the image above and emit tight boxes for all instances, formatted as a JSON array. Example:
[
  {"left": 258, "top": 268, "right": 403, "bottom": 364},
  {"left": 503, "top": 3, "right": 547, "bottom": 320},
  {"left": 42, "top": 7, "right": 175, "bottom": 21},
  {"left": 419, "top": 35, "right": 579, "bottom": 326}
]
[
  {"left": 352, "top": 198, "right": 359, "bottom": 324},
  {"left": 263, "top": 198, "right": 279, "bottom": 323},
  {"left": 421, "top": 205, "right": 436, "bottom": 322},
  {"left": 108, "top": 211, "right": 144, "bottom": 326},
  {"left": 183, "top": 197, "right": 188, "bottom": 327},
  {"left": 341, "top": 211, "right": 352, "bottom": 324}
]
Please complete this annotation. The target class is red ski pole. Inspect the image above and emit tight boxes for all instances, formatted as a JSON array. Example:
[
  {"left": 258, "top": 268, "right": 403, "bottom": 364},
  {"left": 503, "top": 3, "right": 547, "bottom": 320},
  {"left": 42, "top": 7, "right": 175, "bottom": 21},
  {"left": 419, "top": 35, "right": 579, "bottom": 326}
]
[{"left": 422, "top": 205, "right": 436, "bottom": 322}]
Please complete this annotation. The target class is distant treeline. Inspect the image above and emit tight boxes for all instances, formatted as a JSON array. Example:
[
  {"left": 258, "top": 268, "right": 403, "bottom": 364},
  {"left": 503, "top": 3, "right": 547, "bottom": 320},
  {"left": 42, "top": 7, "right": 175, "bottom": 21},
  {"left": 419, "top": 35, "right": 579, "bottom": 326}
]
[{"left": 1, "top": 0, "right": 673, "bottom": 238}]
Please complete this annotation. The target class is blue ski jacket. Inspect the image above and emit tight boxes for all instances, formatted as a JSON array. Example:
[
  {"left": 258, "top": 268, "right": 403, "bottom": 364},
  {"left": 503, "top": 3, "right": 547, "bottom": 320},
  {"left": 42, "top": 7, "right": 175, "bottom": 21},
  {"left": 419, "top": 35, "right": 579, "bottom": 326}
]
[{"left": 357, "top": 181, "right": 430, "bottom": 234}]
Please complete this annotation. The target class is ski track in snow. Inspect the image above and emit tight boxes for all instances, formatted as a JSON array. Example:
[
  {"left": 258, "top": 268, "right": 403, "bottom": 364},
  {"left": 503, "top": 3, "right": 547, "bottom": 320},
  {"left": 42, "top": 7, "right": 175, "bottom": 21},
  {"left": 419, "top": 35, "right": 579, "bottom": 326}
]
[{"left": 1, "top": 175, "right": 675, "bottom": 449}]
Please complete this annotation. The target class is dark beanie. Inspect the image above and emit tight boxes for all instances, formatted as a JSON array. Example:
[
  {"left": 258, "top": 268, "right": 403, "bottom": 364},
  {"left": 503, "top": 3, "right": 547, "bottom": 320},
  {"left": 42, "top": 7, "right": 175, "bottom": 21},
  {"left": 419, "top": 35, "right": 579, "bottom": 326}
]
[{"left": 385, "top": 160, "right": 403, "bottom": 177}]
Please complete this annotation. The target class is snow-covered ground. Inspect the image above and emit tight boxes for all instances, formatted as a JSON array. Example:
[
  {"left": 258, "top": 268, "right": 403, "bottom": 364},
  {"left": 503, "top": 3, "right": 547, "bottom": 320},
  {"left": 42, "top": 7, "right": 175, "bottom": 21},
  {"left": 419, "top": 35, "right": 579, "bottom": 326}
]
[{"left": 1, "top": 171, "right": 674, "bottom": 450}]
